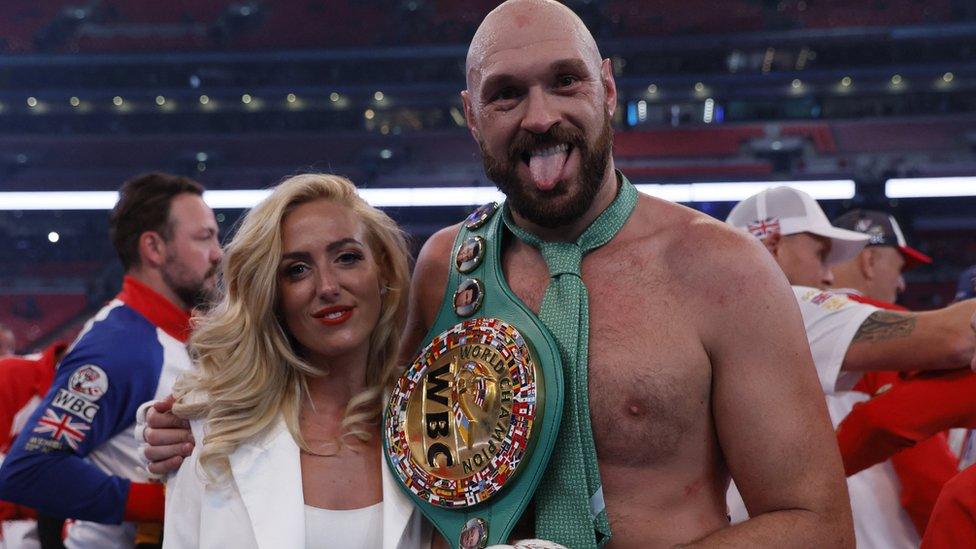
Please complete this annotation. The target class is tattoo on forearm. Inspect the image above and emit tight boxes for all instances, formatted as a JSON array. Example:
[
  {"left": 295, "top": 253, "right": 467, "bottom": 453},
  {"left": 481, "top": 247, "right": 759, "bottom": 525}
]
[{"left": 852, "top": 311, "right": 917, "bottom": 343}]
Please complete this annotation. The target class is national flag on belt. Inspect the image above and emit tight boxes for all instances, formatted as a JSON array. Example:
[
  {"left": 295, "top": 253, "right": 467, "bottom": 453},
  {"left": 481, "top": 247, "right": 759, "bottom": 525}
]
[
  {"left": 748, "top": 217, "right": 781, "bottom": 239},
  {"left": 472, "top": 377, "right": 487, "bottom": 408},
  {"left": 33, "top": 408, "right": 90, "bottom": 450}
]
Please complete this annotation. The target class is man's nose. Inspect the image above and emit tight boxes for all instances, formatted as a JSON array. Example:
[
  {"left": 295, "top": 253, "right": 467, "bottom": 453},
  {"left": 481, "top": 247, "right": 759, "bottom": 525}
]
[
  {"left": 210, "top": 243, "right": 223, "bottom": 263},
  {"left": 520, "top": 87, "right": 560, "bottom": 135},
  {"left": 822, "top": 266, "right": 835, "bottom": 287}
]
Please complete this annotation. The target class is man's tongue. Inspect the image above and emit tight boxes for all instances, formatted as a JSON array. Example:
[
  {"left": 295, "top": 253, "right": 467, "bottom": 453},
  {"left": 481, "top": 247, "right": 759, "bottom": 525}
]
[{"left": 528, "top": 149, "right": 568, "bottom": 191}]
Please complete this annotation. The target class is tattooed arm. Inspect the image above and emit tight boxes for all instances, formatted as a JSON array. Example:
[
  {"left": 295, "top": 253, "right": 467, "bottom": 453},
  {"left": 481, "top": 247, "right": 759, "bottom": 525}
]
[{"left": 842, "top": 299, "right": 976, "bottom": 372}]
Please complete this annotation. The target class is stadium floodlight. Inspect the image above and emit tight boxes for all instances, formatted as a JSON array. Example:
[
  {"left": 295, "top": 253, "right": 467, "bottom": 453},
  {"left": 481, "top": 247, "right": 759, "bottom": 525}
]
[
  {"left": 0, "top": 180, "right": 856, "bottom": 211},
  {"left": 636, "top": 180, "right": 856, "bottom": 202},
  {"left": 885, "top": 177, "right": 976, "bottom": 198},
  {"left": 358, "top": 187, "right": 505, "bottom": 207},
  {"left": 0, "top": 191, "right": 120, "bottom": 210}
]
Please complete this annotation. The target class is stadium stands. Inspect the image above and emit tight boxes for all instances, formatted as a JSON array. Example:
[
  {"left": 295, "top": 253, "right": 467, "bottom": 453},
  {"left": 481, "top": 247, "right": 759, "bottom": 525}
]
[
  {"left": 0, "top": 293, "right": 87, "bottom": 350},
  {"left": 0, "top": 0, "right": 964, "bottom": 54}
]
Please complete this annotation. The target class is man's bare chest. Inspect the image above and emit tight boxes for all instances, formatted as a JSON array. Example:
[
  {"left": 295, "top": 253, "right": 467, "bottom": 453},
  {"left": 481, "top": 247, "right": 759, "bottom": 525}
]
[{"left": 502, "top": 252, "right": 713, "bottom": 467}]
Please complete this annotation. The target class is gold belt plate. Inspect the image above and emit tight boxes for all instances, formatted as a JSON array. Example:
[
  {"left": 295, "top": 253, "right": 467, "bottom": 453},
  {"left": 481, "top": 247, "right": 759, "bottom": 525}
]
[{"left": 385, "top": 317, "right": 541, "bottom": 508}]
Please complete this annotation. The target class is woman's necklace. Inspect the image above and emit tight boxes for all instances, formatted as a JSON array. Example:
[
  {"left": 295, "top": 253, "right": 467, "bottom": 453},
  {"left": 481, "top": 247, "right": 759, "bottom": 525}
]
[{"left": 300, "top": 439, "right": 341, "bottom": 458}]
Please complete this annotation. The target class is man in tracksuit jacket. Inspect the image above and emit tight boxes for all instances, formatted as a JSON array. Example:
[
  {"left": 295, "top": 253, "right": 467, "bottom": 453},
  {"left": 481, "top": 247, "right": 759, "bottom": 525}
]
[{"left": 0, "top": 173, "right": 221, "bottom": 548}]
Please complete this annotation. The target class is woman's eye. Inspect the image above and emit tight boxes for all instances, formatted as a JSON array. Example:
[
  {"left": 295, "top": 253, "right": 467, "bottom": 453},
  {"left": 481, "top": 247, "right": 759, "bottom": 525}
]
[
  {"left": 337, "top": 252, "right": 364, "bottom": 265},
  {"left": 285, "top": 263, "right": 309, "bottom": 278}
]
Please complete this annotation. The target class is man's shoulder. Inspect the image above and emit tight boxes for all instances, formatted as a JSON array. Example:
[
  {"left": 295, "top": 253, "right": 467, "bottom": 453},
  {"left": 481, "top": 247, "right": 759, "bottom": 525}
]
[
  {"left": 627, "top": 195, "right": 771, "bottom": 272},
  {"left": 414, "top": 222, "right": 463, "bottom": 282},
  {"left": 419, "top": 222, "right": 463, "bottom": 261},
  {"left": 60, "top": 303, "right": 163, "bottom": 375}
]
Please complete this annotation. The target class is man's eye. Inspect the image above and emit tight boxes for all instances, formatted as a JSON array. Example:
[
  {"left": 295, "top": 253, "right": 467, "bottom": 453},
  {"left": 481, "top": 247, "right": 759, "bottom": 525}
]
[
  {"left": 556, "top": 75, "right": 579, "bottom": 88},
  {"left": 492, "top": 88, "right": 518, "bottom": 102}
]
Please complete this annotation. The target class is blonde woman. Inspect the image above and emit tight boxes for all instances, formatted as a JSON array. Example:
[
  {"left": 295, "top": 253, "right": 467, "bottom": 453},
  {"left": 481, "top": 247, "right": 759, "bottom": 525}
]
[{"left": 162, "top": 174, "right": 432, "bottom": 548}]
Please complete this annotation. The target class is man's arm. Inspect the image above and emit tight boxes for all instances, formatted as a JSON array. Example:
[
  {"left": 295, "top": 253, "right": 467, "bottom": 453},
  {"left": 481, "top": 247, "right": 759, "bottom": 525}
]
[
  {"left": 842, "top": 300, "right": 976, "bottom": 373},
  {"left": 0, "top": 334, "right": 164, "bottom": 523},
  {"left": 397, "top": 224, "right": 458, "bottom": 363},
  {"left": 140, "top": 395, "right": 195, "bottom": 475},
  {"left": 837, "top": 369, "right": 976, "bottom": 475},
  {"left": 688, "top": 229, "right": 853, "bottom": 547}
]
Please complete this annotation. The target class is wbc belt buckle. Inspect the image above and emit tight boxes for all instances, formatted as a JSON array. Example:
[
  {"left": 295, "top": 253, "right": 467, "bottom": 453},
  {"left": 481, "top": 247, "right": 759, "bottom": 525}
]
[{"left": 385, "top": 317, "right": 541, "bottom": 508}]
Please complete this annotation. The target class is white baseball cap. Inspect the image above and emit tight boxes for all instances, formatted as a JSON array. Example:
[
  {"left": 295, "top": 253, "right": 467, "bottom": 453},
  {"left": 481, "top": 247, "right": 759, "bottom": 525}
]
[{"left": 726, "top": 186, "right": 870, "bottom": 265}]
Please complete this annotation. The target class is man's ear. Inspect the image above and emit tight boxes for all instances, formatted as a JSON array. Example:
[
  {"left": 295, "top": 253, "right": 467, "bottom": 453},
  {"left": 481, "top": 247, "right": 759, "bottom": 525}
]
[
  {"left": 762, "top": 231, "right": 782, "bottom": 256},
  {"left": 461, "top": 90, "right": 481, "bottom": 143},
  {"left": 860, "top": 247, "right": 876, "bottom": 280},
  {"left": 138, "top": 231, "right": 167, "bottom": 269},
  {"left": 600, "top": 58, "right": 618, "bottom": 117}
]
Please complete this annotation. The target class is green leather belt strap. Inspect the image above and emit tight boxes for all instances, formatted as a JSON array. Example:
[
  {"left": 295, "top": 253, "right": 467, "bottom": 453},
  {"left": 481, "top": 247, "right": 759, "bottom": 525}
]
[{"left": 385, "top": 202, "right": 565, "bottom": 548}]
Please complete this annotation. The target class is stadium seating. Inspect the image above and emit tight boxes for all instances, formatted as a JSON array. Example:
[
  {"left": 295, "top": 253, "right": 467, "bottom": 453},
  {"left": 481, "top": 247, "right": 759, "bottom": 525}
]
[
  {"left": 0, "top": 293, "right": 87, "bottom": 350},
  {"left": 1, "top": 0, "right": 959, "bottom": 54}
]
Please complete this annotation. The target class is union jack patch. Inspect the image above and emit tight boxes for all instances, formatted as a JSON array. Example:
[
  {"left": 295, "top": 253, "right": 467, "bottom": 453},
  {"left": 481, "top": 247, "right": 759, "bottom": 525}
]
[
  {"left": 748, "top": 217, "right": 781, "bottom": 239},
  {"left": 33, "top": 408, "right": 90, "bottom": 450}
]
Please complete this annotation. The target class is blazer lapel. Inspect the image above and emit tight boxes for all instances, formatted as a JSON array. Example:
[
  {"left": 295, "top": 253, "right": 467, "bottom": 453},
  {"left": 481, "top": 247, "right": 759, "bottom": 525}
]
[
  {"left": 381, "top": 452, "right": 422, "bottom": 549},
  {"left": 230, "top": 419, "right": 306, "bottom": 549}
]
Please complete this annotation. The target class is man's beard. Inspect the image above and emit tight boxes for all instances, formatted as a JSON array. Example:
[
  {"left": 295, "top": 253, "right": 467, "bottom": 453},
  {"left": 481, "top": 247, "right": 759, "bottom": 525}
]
[
  {"left": 480, "top": 112, "right": 613, "bottom": 229},
  {"left": 162, "top": 259, "right": 219, "bottom": 311}
]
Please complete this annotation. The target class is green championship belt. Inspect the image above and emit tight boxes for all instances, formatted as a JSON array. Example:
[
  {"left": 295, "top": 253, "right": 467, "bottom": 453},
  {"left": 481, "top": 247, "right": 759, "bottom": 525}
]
[{"left": 384, "top": 202, "right": 564, "bottom": 548}]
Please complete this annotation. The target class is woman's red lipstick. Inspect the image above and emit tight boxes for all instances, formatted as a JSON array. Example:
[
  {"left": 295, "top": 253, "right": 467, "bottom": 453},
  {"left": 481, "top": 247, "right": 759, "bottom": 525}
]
[{"left": 312, "top": 306, "right": 354, "bottom": 326}]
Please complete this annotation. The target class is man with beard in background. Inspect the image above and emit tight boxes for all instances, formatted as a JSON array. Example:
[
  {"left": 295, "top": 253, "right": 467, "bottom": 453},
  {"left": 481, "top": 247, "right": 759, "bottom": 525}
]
[{"left": 0, "top": 173, "right": 221, "bottom": 549}]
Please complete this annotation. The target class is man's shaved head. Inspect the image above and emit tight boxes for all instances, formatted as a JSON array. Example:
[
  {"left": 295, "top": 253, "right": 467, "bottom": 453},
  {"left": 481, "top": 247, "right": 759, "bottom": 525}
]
[
  {"left": 466, "top": 0, "right": 603, "bottom": 90},
  {"left": 461, "top": 0, "right": 618, "bottom": 232}
]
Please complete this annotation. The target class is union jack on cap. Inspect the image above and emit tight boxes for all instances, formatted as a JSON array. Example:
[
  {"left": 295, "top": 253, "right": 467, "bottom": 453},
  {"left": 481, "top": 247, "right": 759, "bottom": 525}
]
[{"left": 747, "top": 217, "right": 781, "bottom": 240}]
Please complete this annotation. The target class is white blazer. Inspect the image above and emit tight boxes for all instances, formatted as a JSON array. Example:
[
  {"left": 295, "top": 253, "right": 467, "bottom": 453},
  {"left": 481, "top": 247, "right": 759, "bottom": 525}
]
[{"left": 163, "top": 417, "right": 430, "bottom": 549}]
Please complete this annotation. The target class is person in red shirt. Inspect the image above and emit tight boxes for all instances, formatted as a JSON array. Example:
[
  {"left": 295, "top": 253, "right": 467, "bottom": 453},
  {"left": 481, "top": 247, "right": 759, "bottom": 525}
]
[
  {"left": 829, "top": 209, "right": 961, "bottom": 535},
  {"left": 837, "top": 264, "right": 976, "bottom": 474},
  {"left": 0, "top": 342, "right": 67, "bottom": 545},
  {"left": 0, "top": 343, "right": 67, "bottom": 453},
  {"left": 837, "top": 369, "right": 976, "bottom": 475},
  {"left": 922, "top": 462, "right": 976, "bottom": 548},
  {"left": 0, "top": 325, "right": 15, "bottom": 357},
  {"left": 834, "top": 261, "right": 976, "bottom": 546}
]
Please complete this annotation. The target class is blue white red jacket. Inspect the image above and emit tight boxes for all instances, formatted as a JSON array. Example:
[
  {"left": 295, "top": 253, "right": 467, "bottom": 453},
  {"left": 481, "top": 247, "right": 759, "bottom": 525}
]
[{"left": 0, "top": 276, "right": 192, "bottom": 548}]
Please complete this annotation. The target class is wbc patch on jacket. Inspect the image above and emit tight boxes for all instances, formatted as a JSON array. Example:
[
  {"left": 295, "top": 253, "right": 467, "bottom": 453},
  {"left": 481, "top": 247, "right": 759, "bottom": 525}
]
[
  {"left": 68, "top": 365, "right": 109, "bottom": 400},
  {"left": 51, "top": 389, "right": 100, "bottom": 421},
  {"left": 33, "top": 364, "right": 108, "bottom": 450},
  {"left": 50, "top": 364, "right": 108, "bottom": 422}
]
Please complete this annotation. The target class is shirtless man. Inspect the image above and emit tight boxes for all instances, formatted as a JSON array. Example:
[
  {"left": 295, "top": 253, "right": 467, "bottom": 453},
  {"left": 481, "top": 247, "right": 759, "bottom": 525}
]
[{"left": 143, "top": 1, "right": 853, "bottom": 546}]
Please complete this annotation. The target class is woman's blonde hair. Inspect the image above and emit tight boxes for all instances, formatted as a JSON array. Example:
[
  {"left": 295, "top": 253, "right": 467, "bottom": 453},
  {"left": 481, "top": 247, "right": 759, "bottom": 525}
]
[{"left": 173, "top": 173, "right": 411, "bottom": 480}]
